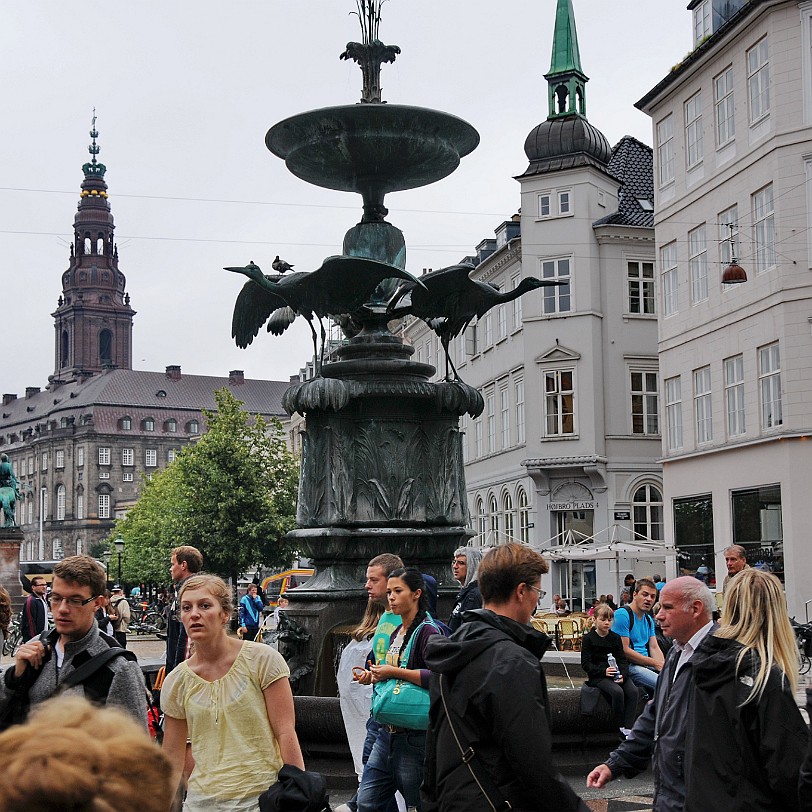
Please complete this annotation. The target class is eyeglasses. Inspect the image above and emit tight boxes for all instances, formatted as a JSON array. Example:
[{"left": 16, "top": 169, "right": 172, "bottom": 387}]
[
  {"left": 47, "top": 594, "right": 98, "bottom": 608},
  {"left": 524, "top": 584, "right": 546, "bottom": 600}
]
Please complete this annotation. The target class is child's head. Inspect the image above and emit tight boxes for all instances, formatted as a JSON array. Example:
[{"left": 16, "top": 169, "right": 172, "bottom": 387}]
[{"left": 594, "top": 603, "right": 614, "bottom": 622}]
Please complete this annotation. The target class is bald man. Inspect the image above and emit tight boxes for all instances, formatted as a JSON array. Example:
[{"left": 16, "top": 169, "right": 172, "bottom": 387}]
[{"left": 587, "top": 576, "right": 715, "bottom": 812}]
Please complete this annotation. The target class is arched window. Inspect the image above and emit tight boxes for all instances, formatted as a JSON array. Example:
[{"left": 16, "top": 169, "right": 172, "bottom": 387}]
[
  {"left": 56, "top": 485, "right": 66, "bottom": 521},
  {"left": 61, "top": 330, "right": 69, "bottom": 368},
  {"left": 187, "top": 419, "right": 200, "bottom": 434},
  {"left": 165, "top": 418, "right": 177, "bottom": 433},
  {"left": 97, "top": 233, "right": 105, "bottom": 255},
  {"left": 633, "top": 484, "right": 664, "bottom": 540},
  {"left": 475, "top": 497, "right": 486, "bottom": 538},
  {"left": 143, "top": 417, "right": 155, "bottom": 432},
  {"left": 75, "top": 538, "right": 83, "bottom": 555},
  {"left": 120, "top": 416, "right": 132, "bottom": 430},
  {"left": 489, "top": 494, "right": 499, "bottom": 541},
  {"left": 99, "top": 329, "right": 113, "bottom": 363},
  {"left": 518, "top": 487, "right": 530, "bottom": 544},
  {"left": 503, "top": 492, "right": 514, "bottom": 541},
  {"left": 76, "top": 487, "right": 84, "bottom": 520},
  {"left": 84, "top": 233, "right": 92, "bottom": 255},
  {"left": 53, "top": 538, "right": 64, "bottom": 560}
]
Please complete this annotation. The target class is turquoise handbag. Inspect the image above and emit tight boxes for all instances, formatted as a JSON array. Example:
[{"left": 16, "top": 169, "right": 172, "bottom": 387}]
[{"left": 370, "top": 616, "right": 438, "bottom": 730}]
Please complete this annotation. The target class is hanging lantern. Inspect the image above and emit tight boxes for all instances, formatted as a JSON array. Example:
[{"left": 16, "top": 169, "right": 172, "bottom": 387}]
[{"left": 722, "top": 261, "right": 747, "bottom": 284}]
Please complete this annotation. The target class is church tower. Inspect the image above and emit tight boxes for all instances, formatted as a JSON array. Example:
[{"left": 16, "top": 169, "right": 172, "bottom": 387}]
[{"left": 51, "top": 115, "right": 135, "bottom": 385}]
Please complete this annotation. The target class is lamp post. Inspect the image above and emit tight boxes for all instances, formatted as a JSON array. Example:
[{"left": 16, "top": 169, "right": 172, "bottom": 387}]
[
  {"left": 102, "top": 549, "right": 112, "bottom": 578},
  {"left": 114, "top": 534, "right": 125, "bottom": 585}
]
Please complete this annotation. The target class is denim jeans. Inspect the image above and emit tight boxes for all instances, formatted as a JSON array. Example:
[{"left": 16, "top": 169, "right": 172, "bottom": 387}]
[
  {"left": 357, "top": 729, "right": 426, "bottom": 812},
  {"left": 628, "top": 664, "right": 659, "bottom": 696},
  {"left": 346, "top": 719, "right": 398, "bottom": 812}
]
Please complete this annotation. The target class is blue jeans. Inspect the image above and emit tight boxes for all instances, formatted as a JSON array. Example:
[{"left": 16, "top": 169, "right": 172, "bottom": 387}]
[
  {"left": 628, "top": 664, "right": 659, "bottom": 696},
  {"left": 347, "top": 720, "right": 398, "bottom": 812},
  {"left": 357, "top": 728, "right": 427, "bottom": 812}
]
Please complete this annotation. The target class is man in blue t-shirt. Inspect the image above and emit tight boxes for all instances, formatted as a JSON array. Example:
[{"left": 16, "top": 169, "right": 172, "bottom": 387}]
[{"left": 611, "top": 578, "right": 663, "bottom": 696}]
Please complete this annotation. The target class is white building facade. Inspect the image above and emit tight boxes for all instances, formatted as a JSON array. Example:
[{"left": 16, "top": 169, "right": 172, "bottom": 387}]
[
  {"left": 637, "top": 0, "right": 812, "bottom": 615},
  {"left": 401, "top": 0, "right": 663, "bottom": 609}
]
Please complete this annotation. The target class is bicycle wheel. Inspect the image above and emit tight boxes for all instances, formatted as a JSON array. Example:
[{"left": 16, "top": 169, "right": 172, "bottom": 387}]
[
  {"left": 801, "top": 650, "right": 812, "bottom": 676},
  {"left": 142, "top": 612, "right": 164, "bottom": 633},
  {"left": 4, "top": 627, "right": 22, "bottom": 657}
]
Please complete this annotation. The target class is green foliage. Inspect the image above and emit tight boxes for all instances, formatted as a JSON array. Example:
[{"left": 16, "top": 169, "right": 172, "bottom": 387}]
[{"left": 115, "top": 389, "right": 299, "bottom": 582}]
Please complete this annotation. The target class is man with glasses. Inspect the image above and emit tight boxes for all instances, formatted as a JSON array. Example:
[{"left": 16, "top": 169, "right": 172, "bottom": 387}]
[
  {"left": 422, "top": 543, "right": 587, "bottom": 811},
  {"left": 1, "top": 555, "right": 146, "bottom": 724},
  {"left": 20, "top": 576, "right": 48, "bottom": 641}
]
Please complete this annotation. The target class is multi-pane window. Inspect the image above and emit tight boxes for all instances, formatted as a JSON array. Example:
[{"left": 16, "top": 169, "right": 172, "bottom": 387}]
[
  {"left": 475, "top": 498, "right": 486, "bottom": 537},
  {"left": 145, "top": 449, "right": 158, "bottom": 467},
  {"left": 714, "top": 67, "right": 735, "bottom": 145},
  {"left": 689, "top": 225, "right": 708, "bottom": 303},
  {"left": 724, "top": 355, "right": 746, "bottom": 436},
  {"left": 76, "top": 447, "right": 84, "bottom": 467},
  {"left": 628, "top": 261, "right": 655, "bottom": 314},
  {"left": 483, "top": 312, "right": 493, "bottom": 348},
  {"left": 544, "top": 370, "right": 575, "bottom": 436},
  {"left": 518, "top": 488, "right": 530, "bottom": 544},
  {"left": 27, "top": 500, "right": 33, "bottom": 525},
  {"left": 485, "top": 389, "right": 496, "bottom": 454},
  {"left": 747, "top": 38, "right": 770, "bottom": 122},
  {"left": 634, "top": 485, "right": 664, "bottom": 541},
  {"left": 500, "top": 385, "right": 510, "bottom": 449},
  {"left": 660, "top": 242, "right": 678, "bottom": 316},
  {"left": 511, "top": 275, "right": 523, "bottom": 330},
  {"left": 665, "top": 376, "right": 683, "bottom": 451},
  {"left": 187, "top": 420, "right": 200, "bottom": 434},
  {"left": 120, "top": 416, "right": 132, "bottom": 430},
  {"left": 98, "top": 447, "right": 111, "bottom": 466},
  {"left": 99, "top": 471, "right": 110, "bottom": 480},
  {"left": 27, "top": 457, "right": 33, "bottom": 475},
  {"left": 558, "top": 190, "right": 571, "bottom": 215},
  {"left": 123, "top": 472, "right": 134, "bottom": 482},
  {"left": 753, "top": 185, "right": 776, "bottom": 272},
  {"left": 515, "top": 378, "right": 525, "bottom": 444},
  {"left": 41, "top": 452, "right": 48, "bottom": 471},
  {"left": 541, "top": 258, "right": 571, "bottom": 314},
  {"left": 143, "top": 417, "right": 155, "bottom": 432},
  {"left": 98, "top": 493, "right": 110, "bottom": 519},
  {"left": 168, "top": 449, "right": 177, "bottom": 463},
  {"left": 685, "top": 92, "right": 703, "bottom": 167},
  {"left": 718, "top": 205, "right": 739, "bottom": 265},
  {"left": 503, "top": 493, "right": 514, "bottom": 541},
  {"left": 497, "top": 304, "right": 507, "bottom": 340},
  {"left": 657, "top": 115, "right": 675, "bottom": 186},
  {"left": 489, "top": 495, "right": 499, "bottom": 538},
  {"left": 694, "top": 366, "right": 713, "bottom": 444},
  {"left": 166, "top": 418, "right": 177, "bottom": 433},
  {"left": 538, "top": 193, "right": 551, "bottom": 217},
  {"left": 693, "top": 0, "right": 711, "bottom": 44},
  {"left": 631, "top": 371, "right": 659, "bottom": 435},
  {"left": 55, "top": 450, "right": 65, "bottom": 469},
  {"left": 474, "top": 418, "right": 483, "bottom": 458},
  {"left": 77, "top": 492, "right": 84, "bottom": 519},
  {"left": 759, "top": 343, "right": 782, "bottom": 429},
  {"left": 56, "top": 485, "right": 66, "bottom": 521},
  {"left": 122, "top": 448, "right": 134, "bottom": 466}
]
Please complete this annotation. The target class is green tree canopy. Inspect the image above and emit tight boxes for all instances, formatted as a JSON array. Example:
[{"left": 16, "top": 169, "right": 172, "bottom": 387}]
[{"left": 116, "top": 388, "right": 298, "bottom": 583}]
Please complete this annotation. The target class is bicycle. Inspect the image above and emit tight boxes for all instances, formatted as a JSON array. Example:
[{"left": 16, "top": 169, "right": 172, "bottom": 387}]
[
  {"left": 3, "top": 617, "right": 23, "bottom": 657},
  {"left": 791, "top": 618, "right": 812, "bottom": 675}
]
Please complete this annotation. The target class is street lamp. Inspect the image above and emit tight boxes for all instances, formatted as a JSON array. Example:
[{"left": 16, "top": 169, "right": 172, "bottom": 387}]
[
  {"left": 113, "top": 534, "right": 125, "bottom": 586},
  {"left": 101, "top": 549, "right": 112, "bottom": 578}
]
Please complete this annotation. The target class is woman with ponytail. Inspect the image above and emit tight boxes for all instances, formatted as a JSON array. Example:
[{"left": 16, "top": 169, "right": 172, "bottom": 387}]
[{"left": 356, "top": 567, "right": 443, "bottom": 812}]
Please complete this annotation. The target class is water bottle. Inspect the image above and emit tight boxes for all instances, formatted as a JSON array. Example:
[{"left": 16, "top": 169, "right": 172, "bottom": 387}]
[{"left": 607, "top": 654, "right": 622, "bottom": 683}]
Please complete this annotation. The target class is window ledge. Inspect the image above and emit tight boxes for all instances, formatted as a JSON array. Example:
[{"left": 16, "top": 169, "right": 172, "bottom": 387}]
[
  {"left": 540, "top": 434, "right": 579, "bottom": 442},
  {"left": 623, "top": 313, "right": 658, "bottom": 321}
]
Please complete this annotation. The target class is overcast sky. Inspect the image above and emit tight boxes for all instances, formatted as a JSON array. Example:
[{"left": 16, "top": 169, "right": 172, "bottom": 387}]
[{"left": 1, "top": 1, "right": 690, "bottom": 396}]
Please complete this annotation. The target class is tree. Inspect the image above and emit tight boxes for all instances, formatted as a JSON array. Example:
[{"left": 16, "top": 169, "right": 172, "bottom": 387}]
[{"left": 116, "top": 388, "right": 299, "bottom": 583}]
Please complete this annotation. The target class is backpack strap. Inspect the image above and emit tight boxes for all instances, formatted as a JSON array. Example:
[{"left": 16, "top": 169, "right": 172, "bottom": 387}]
[{"left": 59, "top": 647, "right": 132, "bottom": 691}]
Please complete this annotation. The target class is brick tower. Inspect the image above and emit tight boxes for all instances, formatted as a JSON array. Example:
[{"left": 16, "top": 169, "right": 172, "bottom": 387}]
[{"left": 50, "top": 114, "right": 135, "bottom": 385}]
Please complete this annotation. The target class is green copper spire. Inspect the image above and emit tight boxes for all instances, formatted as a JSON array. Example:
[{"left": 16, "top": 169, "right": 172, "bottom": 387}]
[
  {"left": 545, "top": 0, "right": 588, "bottom": 119},
  {"left": 82, "top": 108, "right": 106, "bottom": 177}
]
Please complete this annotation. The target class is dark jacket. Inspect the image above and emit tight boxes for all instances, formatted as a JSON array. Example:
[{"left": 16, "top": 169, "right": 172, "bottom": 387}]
[
  {"left": 421, "top": 609, "right": 587, "bottom": 812},
  {"left": 165, "top": 578, "right": 190, "bottom": 673},
  {"left": 580, "top": 628, "right": 629, "bottom": 684},
  {"left": 20, "top": 594, "right": 47, "bottom": 641},
  {"left": 447, "top": 582, "right": 482, "bottom": 632},
  {"left": 799, "top": 687, "right": 812, "bottom": 810},
  {"left": 686, "top": 635, "right": 807, "bottom": 812}
]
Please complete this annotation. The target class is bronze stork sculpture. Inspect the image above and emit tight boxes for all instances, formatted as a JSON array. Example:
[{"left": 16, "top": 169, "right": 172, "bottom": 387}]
[{"left": 389, "top": 264, "right": 566, "bottom": 379}]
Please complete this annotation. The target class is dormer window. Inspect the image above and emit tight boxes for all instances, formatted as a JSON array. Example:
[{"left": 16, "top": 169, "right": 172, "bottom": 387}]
[
  {"left": 165, "top": 418, "right": 177, "bottom": 433},
  {"left": 186, "top": 419, "right": 200, "bottom": 434},
  {"left": 693, "top": 0, "right": 711, "bottom": 46},
  {"left": 142, "top": 417, "right": 155, "bottom": 432},
  {"left": 120, "top": 416, "right": 132, "bottom": 430}
]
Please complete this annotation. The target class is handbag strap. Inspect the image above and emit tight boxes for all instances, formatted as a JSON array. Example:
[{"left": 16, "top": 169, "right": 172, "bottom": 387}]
[
  {"left": 438, "top": 673, "right": 513, "bottom": 811},
  {"left": 396, "top": 614, "right": 440, "bottom": 668}
]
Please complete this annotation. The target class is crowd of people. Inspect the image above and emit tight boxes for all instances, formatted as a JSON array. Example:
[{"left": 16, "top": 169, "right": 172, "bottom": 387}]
[{"left": 0, "top": 541, "right": 809, "bottom": 812}]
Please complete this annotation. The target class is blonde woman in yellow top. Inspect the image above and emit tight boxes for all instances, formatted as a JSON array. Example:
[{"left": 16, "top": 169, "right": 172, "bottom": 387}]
[{"left": 162, "top": 574, "right": 304, "bottom": 811}]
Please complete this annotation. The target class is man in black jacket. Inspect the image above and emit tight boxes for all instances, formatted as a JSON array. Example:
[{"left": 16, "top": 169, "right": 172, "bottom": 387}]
[
  {"left": 165, "top": 546, "right": 203, "bottom": 673},
  {"left": 587, "top": 577, "right": 715, "bottom": 812},
  {"left": 20, "top": 577, "right": 48, "bottom": 641},
  {"left": 422, "top": 543, "right": 587, "bottom": 812}
]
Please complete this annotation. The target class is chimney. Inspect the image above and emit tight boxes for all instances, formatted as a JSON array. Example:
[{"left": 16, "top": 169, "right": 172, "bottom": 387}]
[
  {"left": 2, "top": 394, "right": 17, "bottom": 406},
  {"left": 289, "top": 374, "right": 299, "bottom": 384},
  {"left": 25, "top": 387, "right": 41, "bottom": 399},
  {"left": 228, "top": 370, "right": 245, "bottom": 385},
  {"left": 165, "top": 365, "right": 181, "bottom": 381}
]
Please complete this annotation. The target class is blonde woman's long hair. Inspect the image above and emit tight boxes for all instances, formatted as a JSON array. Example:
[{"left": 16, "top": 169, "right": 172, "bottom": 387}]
[
  {"left": 715, "top": 568, "right": 798, "bottom": 703},
  {"left": 353, "top": 598, "right": 384, "bottom": 641}
]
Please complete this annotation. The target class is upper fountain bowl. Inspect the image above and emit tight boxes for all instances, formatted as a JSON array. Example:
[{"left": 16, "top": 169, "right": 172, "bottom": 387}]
[{"left": 266, "top": 104, "right": 479, "bottom": 197}]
